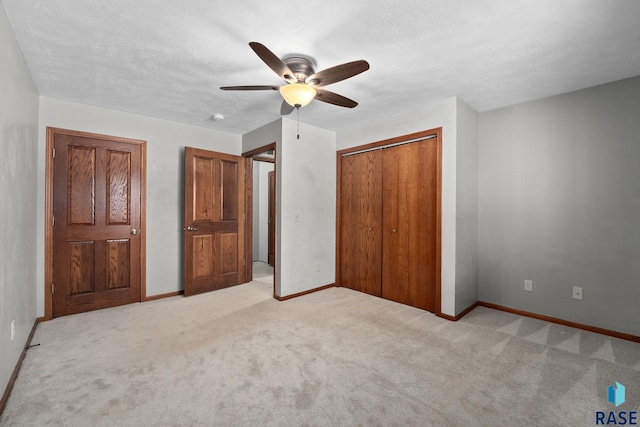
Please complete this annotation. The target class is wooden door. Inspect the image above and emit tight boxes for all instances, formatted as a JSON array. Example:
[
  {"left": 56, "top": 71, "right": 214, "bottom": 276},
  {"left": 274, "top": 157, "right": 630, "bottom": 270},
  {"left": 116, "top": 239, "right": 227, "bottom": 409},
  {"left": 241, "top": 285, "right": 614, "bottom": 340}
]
[
  {"left": 339, "top": 151, "right": 383, "bottom": 296},
  {"left": 184, "top": 147, "right": 246, "bottom": 296},
  {"left": 381, "top": 139, "right": 438, "bottom": 311},
  {"left": 52, "top": 132, "right": 143, "bottom": 317},
  {"left": 267, "top": 170, "right": 275, "bottom": 266}
]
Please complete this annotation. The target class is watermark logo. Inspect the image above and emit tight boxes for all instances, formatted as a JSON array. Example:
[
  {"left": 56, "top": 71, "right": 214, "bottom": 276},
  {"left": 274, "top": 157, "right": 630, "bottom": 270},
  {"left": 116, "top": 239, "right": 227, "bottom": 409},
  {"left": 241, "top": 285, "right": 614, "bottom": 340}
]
[
  {"left": 596, "top": 382, "right": 637, "bottom": 425},
  {"left": 609, "top": 382, "right": 626, "bottom": 407}
]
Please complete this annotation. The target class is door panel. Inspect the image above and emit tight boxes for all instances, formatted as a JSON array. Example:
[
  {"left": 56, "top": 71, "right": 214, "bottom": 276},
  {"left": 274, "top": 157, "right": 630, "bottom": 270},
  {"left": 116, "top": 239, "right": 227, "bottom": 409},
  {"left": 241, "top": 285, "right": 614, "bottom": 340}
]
[
  {"left": 339, "top": 151, "right": 383, "bottom": 296},
  {"left": 53, "top": 134, "right": 142, "bottom": 317},
  {"left": 107, "top": 151, "right": 131, "bottom": 225},
  {"left": 382, "top": 139, "right": 437, "bottom": 311},
  {"left": 381, "top": 145, "right": 409, "bottom": 303},
  {"left": 68, "top": 241, "right": 95, "bottom": 295},
  {"left": 408, "top": 140, "right": 438, "bottom": 312},
  {"left": 220, "top": 233, "right": 238, "bottom": 273},
  {"left": 68, "top": 146, "right": 96, "bottom": 225},
  {"left": 106, "top": 239, "right": 130, "bottom": 289},
  {"left": 193, "top": 235, "right": 215, "bottom": 278},
  {"left": 194, "top": 156, "right": 215, "bottom": 221},
  {"left": 221, "top": 160, "right": 238, "bottom": 220},
  {"left": 184, "top": 147, "right": 246, "bottom": 296}
]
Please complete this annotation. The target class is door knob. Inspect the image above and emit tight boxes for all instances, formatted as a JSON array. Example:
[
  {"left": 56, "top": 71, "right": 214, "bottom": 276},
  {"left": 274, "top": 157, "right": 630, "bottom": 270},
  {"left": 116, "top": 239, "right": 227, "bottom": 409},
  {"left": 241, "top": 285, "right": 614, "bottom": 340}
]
[
  {"left": 368, "top": 227, "right": 373, "bottom": 231},
  {"left": 131, "top": 229, "right": 138, "bottom": 235},
  {"left": 187, "top": 226, "right": 199, "bottom": 231},
  {"left": 392, "top": 229, "right": 397, "bottom": 233}
]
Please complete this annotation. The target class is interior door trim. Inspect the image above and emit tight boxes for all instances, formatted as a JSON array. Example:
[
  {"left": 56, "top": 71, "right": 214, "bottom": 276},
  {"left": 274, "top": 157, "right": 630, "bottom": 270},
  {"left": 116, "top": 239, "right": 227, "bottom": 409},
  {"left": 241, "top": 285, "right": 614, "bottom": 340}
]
[
  {"left": 44, "top": 127, "right": 147, "bottom": 320},
  {"left": 242, "top": 142, "right": 277, "bottom": 297},
  {"left": 336, "top": 128, "right": 442, "bottom": 315}
]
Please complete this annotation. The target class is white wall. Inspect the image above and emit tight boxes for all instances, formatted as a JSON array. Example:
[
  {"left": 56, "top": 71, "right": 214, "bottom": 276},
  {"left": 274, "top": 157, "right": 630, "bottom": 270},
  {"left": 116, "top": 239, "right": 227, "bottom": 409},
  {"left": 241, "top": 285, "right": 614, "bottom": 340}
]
[
  {"left": 242, "top": 119, "right": 281, "bottom": 154},
  {"left": 455, "top": 98, "right": 479, "bottom": 314},
  {"left": 478, "top": 76, "right": 640, "bottom": 336},
  {"left": 252, "top": 161, "right": 273, "bottom": 262},
  {"left": 243, "top": 118, "right": 336, "bottom": 297},
  {"left": 337, "top": 97, "right": 459, "bottom": 316},
  {"left": 36, "top": 98, "right": 241, "bottom": 314},
  {"left": 278, "top": 118, "right": 336, "bottom": 296},
  {"left": 0, "top": 5, "right": 39, "bottom": 398}
]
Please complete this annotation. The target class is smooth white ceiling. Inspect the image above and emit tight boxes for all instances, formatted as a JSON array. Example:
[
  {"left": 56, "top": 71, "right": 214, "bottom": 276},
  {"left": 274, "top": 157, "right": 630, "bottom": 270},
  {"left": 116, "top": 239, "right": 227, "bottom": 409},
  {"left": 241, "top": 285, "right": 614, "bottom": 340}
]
[{"left": 3, "top": 0, "right": 640, "bottom": 135}]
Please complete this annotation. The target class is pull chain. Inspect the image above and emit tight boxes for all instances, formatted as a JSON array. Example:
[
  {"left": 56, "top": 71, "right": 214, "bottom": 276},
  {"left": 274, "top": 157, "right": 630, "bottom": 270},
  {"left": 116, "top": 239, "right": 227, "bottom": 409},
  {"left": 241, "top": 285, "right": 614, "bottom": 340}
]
[{"left": 296, "top": 104, "right": 301, "bottom": 139}]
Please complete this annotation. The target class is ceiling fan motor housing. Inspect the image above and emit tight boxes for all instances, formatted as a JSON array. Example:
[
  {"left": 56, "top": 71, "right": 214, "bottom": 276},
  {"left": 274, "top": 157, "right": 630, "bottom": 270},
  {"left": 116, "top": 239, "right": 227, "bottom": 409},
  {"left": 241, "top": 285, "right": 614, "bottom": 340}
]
[{"left": 282, "top": 56, "right": 316, "bottom": 83}]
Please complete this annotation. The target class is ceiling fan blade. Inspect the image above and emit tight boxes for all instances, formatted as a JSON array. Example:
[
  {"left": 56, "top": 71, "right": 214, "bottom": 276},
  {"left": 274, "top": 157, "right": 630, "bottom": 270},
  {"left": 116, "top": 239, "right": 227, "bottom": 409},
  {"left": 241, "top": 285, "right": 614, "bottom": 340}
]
[
  {"left": 306, "top": 60, "right": 369, "bottom": 87},
  {"left": 249, "top": 42, "right": 296, "bottom": 83},
  {"left": 220, "top": 85, "right": 280, "bottom": 91},
  {"left": 280, "top": 101, "right": 295, "bottom": 115},
  {"left": 315, "top": 88, "right": 358, "bottom": 108}
]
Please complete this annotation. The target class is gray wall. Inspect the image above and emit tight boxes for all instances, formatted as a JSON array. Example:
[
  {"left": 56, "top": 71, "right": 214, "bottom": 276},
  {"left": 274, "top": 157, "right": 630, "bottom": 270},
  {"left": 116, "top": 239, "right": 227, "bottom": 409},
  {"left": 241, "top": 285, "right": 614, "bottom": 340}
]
[
  {"left": 37, "top": 98, "right": 241, "bottom": 310},
  {"left": 478, "top": 76, "right": 640, "bottom": 336},
  {"left": 278, "top": 118, "right": 336, "bottom": 296},
  {"left": 455, "top": 98, "right": 479, "bottom": 314},
  {"left": 0, "top": 5, "right": 39, "bottom": 396}
]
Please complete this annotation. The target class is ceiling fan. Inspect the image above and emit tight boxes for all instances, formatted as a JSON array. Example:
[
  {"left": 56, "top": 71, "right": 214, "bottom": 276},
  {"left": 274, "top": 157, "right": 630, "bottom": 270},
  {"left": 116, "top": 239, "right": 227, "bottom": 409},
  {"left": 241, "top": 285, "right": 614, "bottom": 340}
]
[{"left": 221, "top": 42, "right": 370, "bottom": 115}]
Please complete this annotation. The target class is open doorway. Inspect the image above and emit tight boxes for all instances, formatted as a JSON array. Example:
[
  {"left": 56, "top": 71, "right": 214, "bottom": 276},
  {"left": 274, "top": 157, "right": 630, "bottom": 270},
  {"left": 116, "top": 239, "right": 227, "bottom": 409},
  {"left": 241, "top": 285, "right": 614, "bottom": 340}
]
[{"left": 243, "top": 143, "right": 276, "bottom": 295}]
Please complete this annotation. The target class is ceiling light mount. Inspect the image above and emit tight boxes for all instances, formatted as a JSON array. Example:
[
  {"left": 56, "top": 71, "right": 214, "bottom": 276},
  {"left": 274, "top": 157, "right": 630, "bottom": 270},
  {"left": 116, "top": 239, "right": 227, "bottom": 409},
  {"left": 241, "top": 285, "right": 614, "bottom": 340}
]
[{"left": 211, "top": 113, "right": 225, "bottom": 121}]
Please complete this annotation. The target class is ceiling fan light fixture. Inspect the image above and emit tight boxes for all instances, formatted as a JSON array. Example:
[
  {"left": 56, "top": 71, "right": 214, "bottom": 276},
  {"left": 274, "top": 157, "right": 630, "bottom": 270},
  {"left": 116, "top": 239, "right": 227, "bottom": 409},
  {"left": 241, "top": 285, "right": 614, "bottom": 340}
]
[{"left": 279, "top": 83, "right": 316, "bottom": 108}]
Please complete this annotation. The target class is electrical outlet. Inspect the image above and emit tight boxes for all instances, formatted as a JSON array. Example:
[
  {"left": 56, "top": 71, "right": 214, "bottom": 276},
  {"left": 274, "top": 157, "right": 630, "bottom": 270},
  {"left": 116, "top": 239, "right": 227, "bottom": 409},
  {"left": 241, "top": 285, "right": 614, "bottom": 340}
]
[
  {"left": 524, "top": 280, "right": 533, "bottom": 292},
  {"left": 572, "top": 286, "right": 583, "bottom": 300},
  {"left": 11, "top": 320, "right": 15, "bottom": 341}
]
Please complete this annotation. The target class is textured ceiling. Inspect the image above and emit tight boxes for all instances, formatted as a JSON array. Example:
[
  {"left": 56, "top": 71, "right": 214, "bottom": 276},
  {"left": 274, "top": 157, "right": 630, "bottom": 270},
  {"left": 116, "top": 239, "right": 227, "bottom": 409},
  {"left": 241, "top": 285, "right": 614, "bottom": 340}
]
[{"left": 3, "top": 0, "right": 640, "bottom": 135}]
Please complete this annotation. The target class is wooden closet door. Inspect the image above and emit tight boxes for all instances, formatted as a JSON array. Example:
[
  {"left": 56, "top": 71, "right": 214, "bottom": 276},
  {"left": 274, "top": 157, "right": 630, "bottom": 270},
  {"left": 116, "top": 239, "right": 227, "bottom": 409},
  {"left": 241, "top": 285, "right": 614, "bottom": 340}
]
[
  {"left": 382, "top": 139, "right": 438, "bottom": 311},
  {"left": 339, "top": 151, "right": 383, "bottom": 296}
]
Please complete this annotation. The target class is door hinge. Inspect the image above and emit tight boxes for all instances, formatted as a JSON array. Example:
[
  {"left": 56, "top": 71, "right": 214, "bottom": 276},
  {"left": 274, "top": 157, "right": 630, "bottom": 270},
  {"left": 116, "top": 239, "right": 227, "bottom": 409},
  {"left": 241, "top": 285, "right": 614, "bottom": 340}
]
[
  {"left": 52, "top": 216, "right": 55, "bottom": 226},
  {"left": 51, "top": 283, "right": 54, "bottom": 294},
  {"left": 52, "top": 148, "right": 56, "bottom": 158}
]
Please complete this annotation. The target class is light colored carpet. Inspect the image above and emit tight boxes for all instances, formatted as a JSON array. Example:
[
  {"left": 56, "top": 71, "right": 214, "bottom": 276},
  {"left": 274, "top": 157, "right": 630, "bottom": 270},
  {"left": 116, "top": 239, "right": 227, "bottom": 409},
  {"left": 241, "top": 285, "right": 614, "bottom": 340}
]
[
  {"left": 252, "top": 261, "right": 273, "bottom": 279},
  {"left": 1, "top": 281, "right": 639, "bottom": 426}
]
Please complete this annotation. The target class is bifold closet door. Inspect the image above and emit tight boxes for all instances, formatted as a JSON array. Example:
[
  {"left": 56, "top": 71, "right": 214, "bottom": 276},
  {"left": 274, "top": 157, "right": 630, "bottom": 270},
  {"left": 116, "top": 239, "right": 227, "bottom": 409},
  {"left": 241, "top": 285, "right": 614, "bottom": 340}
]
[
  {"left": 339, "top": 150, "right": 383, "bottom": 296},
  {"left": 381, "top": 139, "right": 438, "bottom": 312}
]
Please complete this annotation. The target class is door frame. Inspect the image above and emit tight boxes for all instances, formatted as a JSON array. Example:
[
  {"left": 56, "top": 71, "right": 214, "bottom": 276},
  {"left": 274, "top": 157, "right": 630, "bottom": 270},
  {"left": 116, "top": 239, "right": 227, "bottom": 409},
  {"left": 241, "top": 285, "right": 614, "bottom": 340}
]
[
  {"left": 336, "top": 128, "right": 442, "bottom": 315},
  {"left": 267, "top": 169, "right": 275, "bottom": 266},
  {"left": 44, "top": 127, "right": 147, "bottom": 320},
  {"left": 242, "top": 143, "right": 277, "bottom": 297}
]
